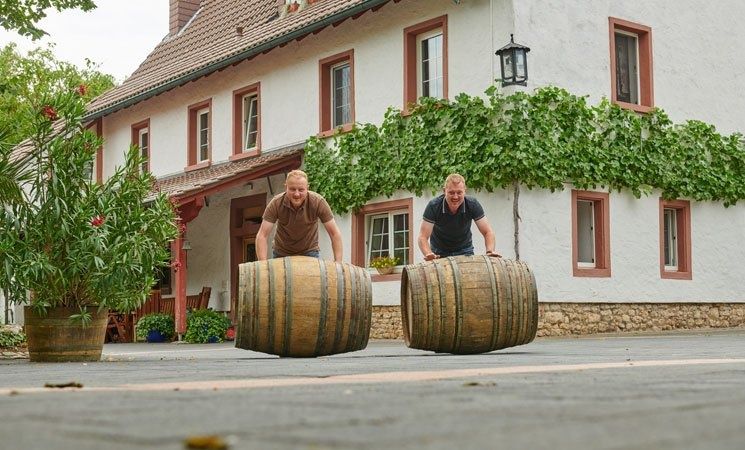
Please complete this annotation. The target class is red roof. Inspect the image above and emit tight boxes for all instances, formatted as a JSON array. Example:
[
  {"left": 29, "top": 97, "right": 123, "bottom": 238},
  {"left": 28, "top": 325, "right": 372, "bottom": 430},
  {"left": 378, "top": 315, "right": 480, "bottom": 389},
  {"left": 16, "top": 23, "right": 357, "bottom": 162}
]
[
  {"left": 86, "top": 0, "right": 396, "bottom": 119},
  {"left": 149, "top": 145, "right": 303, "bottom": 202}
]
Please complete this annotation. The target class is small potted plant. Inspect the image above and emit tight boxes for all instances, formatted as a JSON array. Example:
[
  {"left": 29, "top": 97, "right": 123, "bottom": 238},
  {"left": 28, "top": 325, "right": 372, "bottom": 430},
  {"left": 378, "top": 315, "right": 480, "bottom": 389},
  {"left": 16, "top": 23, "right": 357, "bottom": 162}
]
[
  {"left": 184, "top": 309, "right": 231, "bottom": 344},
  {"left": 135, "top": 313, "right": 175, "bottom": 343},
  {"left": 370, "top": 255, "right": 399, "bottom": 275}
]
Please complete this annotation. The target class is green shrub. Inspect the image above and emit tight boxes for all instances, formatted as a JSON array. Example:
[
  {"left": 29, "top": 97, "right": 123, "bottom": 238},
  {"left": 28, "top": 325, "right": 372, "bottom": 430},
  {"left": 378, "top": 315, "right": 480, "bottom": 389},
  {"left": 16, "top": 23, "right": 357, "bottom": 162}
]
[
  {"left": 184, "top": 309, "right": 230, "bottom": 344},
  {"left": 135, "top": 313, "right": 174, "bottom": 341},
  {"left": 0, "top": 329, "right": 26, "bottom": 348}
]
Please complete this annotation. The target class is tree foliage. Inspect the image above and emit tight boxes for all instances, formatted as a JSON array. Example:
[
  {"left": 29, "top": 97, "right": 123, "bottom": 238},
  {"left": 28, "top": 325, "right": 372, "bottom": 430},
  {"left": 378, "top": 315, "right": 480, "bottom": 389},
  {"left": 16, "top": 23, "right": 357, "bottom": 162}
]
[
  {"left": 305, "top": 86, "right": 745, "bottom": 213},
  {"left": 0, "top": 43, "right": 115, "bottom": 149},
  {"left": 0, "top": 85, "right": 178, "bottom": 315},
  {"left": 0, "top": 0, "right": 96, "bottom": 40}
]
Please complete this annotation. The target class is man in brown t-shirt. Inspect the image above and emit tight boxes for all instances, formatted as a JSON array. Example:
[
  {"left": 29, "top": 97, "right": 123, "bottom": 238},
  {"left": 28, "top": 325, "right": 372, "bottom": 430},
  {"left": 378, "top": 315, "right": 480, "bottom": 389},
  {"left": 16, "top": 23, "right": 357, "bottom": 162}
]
[{"left": 256, "top": 170, "right": 343, "bottom": 262}]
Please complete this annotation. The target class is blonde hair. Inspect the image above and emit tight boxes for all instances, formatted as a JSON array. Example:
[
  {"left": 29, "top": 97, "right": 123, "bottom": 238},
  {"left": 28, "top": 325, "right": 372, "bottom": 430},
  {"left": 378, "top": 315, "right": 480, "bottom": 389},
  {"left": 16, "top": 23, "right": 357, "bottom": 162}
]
[
  {"left": 285, "top": 169, "right": 308, "bottom": 184},
  {"left": 444, "top": 173, "right": 466, "bottom": 189}
]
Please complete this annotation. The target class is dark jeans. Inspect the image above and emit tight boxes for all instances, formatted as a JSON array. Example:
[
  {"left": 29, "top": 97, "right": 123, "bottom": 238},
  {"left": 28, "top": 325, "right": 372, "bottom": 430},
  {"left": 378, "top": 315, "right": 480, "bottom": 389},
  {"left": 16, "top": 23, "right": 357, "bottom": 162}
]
[
  {"left": 431, "top": 245, "right": 474, "bottom": 258},
  {"left": 272, "top": 250, "right": 320, "bottom": 259}
]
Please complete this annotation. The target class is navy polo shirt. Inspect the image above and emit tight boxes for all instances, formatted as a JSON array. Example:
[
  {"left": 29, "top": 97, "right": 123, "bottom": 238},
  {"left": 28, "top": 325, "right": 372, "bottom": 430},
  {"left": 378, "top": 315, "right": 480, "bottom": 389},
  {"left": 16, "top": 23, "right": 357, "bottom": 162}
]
[{"left": 423, "top": 195, "right": 485, "bottom": 254}]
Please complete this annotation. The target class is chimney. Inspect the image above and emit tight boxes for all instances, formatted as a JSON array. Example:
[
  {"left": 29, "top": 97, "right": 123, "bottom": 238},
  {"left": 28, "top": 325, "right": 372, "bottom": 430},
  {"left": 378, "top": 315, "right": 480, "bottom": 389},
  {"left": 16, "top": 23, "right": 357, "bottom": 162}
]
[{"left": 170, "top": 0, "right": 201, "bottom": 36}]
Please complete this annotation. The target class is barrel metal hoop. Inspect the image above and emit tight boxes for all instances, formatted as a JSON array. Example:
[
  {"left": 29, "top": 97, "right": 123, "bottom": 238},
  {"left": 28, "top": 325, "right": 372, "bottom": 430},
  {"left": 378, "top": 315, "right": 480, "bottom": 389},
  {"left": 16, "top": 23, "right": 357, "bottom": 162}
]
[
  {"left": 251, "top": 263, "right": 259, "bottom": 347},
  {"left": 424, "top": 260, "right": 436, "bottom": 350},
  {"left": 282, "top": 257, "right": 293, "bottom": 356},
  {"left": 333, "top": 262, "right": 345, "bottom": 352},
  {"left": 267, "top": 259, "right": 276, "bottom": 352},
  {"left": 434, "top": 260, "right": 447, "bottom": 351},
  {"left": 346, "top": 264, "right": 359, "bottom": 352},
  {"left": 449, "top": 257, "right": 464, "bottom": 352},
  {"left": 315, "top": 259, "right": 329, "bottom": 355},
  {"left": 483, "top": 255, "right": 500, "bottom": 351}
]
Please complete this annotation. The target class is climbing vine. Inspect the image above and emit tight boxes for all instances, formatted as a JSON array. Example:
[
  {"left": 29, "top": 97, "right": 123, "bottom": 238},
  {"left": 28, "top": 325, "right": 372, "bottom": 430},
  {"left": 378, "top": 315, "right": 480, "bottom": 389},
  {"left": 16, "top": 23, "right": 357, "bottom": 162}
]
[{"left": 305, "top": 86, "right": 745, "bottom": 214}]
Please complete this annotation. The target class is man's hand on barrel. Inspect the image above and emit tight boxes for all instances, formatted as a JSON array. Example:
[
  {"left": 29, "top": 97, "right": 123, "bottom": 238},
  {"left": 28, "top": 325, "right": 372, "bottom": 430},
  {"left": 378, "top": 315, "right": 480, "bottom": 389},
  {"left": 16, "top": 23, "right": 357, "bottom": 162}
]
[
  {"left": 486, "top": 250, "right": 502, "bottom": 258},
  {"left": 424, "top": 252, "right": 439, "bottom": 261}
]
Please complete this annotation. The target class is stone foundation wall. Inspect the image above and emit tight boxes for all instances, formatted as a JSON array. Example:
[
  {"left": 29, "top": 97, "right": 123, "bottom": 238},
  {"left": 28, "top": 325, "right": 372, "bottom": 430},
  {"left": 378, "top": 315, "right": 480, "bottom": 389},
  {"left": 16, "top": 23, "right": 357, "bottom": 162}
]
[{"left": 370, "top": 303, "right": 745, "bottom": 339}]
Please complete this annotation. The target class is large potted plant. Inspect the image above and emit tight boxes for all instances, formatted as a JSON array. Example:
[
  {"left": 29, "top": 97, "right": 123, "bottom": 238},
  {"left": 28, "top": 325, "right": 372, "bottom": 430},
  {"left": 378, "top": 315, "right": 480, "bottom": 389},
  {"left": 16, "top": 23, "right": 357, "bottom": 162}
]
[
  {"left": 135, "top": 313, "right": 175, "bottom": 343},
  {"left": 0, "top": 86, "right": 177, "bottom": 362}
]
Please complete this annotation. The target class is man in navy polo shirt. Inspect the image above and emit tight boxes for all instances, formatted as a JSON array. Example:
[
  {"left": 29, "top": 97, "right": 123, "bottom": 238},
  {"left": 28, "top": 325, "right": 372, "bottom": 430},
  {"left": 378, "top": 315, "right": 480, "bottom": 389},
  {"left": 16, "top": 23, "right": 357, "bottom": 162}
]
[{"left": 418, "top": 173, "right": 499, "bottom": 261}]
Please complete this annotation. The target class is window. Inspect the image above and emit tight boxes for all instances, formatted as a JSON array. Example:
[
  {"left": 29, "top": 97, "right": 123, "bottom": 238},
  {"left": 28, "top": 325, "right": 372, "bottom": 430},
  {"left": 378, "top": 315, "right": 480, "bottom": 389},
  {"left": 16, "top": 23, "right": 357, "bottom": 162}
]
[
  {"left": 659, "top": 199, "right": 691, "bottom": 280},
  {"left": 367, "top": 211, "right": 410, "bottom": 267},
  {"left": 571, "top": 190, "right": 610, "bottom": 277},
  {"left": 232, "top": 83, "right": 261, "bottom": 159},
  {"left": 187, "top": 99, "right": 211, "bottom": 169},
  {"left": 85, "top": 119, "right": 103, "bottom": 183},
  {"left": 319, "top": 50, "right": 354, "bottom": 135},
  {"left": 418, "top": 30, "right": 444, "bottom": 99},
  {"left": 154, "top": 244, "right": 173, "bottom": 295},
  {"left": 131, "top": 119, "right": 150, "bottom": 173},
  {"left": 404, "top": 15, "right": 448, "bottom": 110},
  {"left": 331, "top": 62, "right": 352, "bottom": 128},
  {"left": 609, "top": 17, "right": 653, "bottom": 112},
  {"left": 352, "top": 198, "right": 413, "bottom": 279}
]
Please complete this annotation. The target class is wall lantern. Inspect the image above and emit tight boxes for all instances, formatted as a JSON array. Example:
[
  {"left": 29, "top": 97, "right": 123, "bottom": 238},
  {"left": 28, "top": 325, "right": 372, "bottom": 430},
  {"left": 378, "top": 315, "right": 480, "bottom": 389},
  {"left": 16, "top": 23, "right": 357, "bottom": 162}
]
[
  {"left": 495, "top": 34, "right": 530, "bottom": 86},
  {"left": 181, "top": 240, "right": 192, "bottom": 251}
]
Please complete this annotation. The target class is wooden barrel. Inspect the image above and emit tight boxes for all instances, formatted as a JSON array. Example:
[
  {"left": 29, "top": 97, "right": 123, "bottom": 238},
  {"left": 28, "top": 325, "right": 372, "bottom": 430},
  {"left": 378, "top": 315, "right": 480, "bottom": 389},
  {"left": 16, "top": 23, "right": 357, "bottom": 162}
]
[
  {"left": 236, "top": 256, "right": 372, "bottom": 357},
  {"left": 401, "top": 256, "right": 538, "bottom": 354},
  {"left": 24, "top": 306, "right": 108, "bottom": 362}
]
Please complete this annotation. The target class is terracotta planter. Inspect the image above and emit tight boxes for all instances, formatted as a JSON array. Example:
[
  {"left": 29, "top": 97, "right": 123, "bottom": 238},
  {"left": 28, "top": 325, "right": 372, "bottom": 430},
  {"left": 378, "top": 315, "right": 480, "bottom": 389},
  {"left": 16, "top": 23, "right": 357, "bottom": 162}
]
[
  {"left": 376, "top": 267, "right": 394, "bottom": 275},
  {"left": 24, "top": 306, "right": 108, "bottom": 362}
]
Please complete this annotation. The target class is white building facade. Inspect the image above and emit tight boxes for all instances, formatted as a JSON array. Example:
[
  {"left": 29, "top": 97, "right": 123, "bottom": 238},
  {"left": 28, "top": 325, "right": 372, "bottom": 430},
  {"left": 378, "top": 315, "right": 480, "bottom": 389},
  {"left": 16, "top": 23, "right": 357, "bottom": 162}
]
[{"left": 81, "top": 0, "right": 745, "bottom": 336}]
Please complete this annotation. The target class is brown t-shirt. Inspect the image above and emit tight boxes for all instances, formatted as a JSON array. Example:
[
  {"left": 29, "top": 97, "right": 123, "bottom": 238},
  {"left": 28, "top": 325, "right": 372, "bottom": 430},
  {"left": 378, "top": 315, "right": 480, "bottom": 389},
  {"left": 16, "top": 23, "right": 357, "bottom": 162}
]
[{"left": 262, "top": 191, "right": 334, "bottom": 256}]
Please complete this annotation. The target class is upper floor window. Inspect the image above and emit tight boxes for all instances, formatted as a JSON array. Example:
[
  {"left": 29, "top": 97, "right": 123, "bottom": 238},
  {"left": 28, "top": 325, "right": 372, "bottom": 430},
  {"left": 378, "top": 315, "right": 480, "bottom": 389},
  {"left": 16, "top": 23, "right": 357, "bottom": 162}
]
[
  {"left": 232, "top": 83, "right": 261, "bottom": 159},
  {"left": 187, "top": 99, "right": 211, "bottom": 169},
  {"left": 319, "top": 49, "right": 354, "bottom": 135},
  {"left": 404, "top": 15, "right": 448, "bottom": 110},
  {"left": 572, "top": 190, "right": 611, "bottom": 277},
  {"left": 85, "top": 118, "right": 102, "bottom": 183},
  {"left": 659, "top": 199, "right": 692, "bottom": 280},
  {"left": 351, "top": 198, "right": 413, "bottom": 280},
  {"left": 131, "top": 119, "right": 150, "bottom": 173},
  {"left": 418, "top": 29, "right": 444, "bottom": 99},
  {"left": 609, "top": 17, "right": 653, "bottom": 113}
]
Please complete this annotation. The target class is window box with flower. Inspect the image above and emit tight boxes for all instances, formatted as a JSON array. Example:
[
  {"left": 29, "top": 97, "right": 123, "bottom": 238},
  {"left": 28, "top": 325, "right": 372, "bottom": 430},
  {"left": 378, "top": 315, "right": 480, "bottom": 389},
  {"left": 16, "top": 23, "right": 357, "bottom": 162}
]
[{"left": 369, "top": 255, "right": 399, "bottom": 275}]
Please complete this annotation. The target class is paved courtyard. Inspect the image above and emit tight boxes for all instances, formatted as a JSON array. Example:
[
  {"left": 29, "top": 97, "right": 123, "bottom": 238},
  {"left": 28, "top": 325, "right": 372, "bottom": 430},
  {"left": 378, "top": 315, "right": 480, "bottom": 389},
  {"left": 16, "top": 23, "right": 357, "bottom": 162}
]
[{"left": 1, "top": 329, "right": 745, "bottom": 449}]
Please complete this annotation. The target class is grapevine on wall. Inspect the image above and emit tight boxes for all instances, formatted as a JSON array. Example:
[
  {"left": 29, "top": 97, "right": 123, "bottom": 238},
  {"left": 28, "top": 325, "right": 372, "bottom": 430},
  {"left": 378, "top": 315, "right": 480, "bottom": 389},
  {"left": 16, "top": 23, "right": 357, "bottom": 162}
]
[{"left": 305, "top": 86, "right": 745, "bottom": 214}]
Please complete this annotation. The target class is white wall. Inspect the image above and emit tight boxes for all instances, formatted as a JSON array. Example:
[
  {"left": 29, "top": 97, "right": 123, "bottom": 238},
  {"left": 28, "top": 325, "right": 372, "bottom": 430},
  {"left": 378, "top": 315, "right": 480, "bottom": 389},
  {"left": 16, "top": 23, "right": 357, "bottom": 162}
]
[
  {"left": 514, "top": 0, "right": 745, "bottom": 134},
  {"left": 97, "top": 0, "right": 745, "bottom": 308}
]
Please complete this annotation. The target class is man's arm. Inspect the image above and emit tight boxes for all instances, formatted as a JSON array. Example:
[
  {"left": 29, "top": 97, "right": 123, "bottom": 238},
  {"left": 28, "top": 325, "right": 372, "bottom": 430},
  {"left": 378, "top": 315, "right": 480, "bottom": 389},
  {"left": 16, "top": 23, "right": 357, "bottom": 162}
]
[
  {"left": 255, "top": 220, "right": 275, "bottom": 260},
  {"left": 418, "top": 220, "right": 438, "bottom": 261},
  {"left": 322, "top": 219, "right": 343, "bottom": 262},
  {"left": 475, "top": 217, "right": 500, "bottom": 257}
]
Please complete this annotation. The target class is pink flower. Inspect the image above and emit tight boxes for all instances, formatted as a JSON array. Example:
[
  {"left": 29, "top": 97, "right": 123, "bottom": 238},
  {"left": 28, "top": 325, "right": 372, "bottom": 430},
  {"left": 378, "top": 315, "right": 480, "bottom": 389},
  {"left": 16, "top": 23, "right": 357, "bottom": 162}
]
[
  {"left": 76, "top": 84, "right": 88, "bottom": 96},
  {"left": 90, "top": 215, "right": 105, "bottom": 227},
  {"left": 42, "top": 105, "right": 58, "bottom": 121},
  {"left": 171, "top": 260, "right": 182, "bottom": 272}
]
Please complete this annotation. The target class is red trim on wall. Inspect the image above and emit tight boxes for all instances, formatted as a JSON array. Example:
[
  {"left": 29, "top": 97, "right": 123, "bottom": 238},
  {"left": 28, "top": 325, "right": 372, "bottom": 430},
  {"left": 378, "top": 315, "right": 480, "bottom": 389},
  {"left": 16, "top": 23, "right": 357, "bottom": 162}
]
[
  {"left": 609, "top": 17, "right": 654, "bottom": 113},
  {"left": 187, "top": 98, "right": 212, "bottom": 168},
  {"left": 232, "top": 82, "right": 261, "bottom": 159},
  {"left": 403, "top": 15, "right": 448, "bottom": 112},
  {"left": 659, "top": 198, "right": 692, "bottom": 280},
  {"left": 571, "top": 190, "right": 611, "bottom": 278},
  {"left": 318, "top": 49, "right": 355, "bottom": 134},
  {"left": 351, "top": 198, "right": 413, "bottom": 282},
  {"left": 131, "top": 118, "right": 150, "bottom": 173}
]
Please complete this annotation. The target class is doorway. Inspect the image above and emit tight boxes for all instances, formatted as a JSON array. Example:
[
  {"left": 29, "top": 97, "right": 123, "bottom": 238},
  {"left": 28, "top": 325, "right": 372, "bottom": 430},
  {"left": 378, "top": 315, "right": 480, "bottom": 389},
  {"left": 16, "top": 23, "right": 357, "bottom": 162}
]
[{"left": 230, "top": 194, "right": 266, "bottom": 318}]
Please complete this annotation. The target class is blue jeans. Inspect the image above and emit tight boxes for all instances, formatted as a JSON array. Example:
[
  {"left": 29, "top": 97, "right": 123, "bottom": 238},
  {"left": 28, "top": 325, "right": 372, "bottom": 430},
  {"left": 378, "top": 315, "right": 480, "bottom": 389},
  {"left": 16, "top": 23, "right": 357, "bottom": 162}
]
[
  {"left": 431, "top": 245, "right": 474, "bottom": 258},
  {"left": 272, "top": 250, "right": 320, "bottom": 259}
]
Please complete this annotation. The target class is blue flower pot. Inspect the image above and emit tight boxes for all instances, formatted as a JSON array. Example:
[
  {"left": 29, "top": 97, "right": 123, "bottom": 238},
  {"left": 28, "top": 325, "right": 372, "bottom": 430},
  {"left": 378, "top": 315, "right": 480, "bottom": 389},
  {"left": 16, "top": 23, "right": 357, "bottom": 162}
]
[
  {"left": 146, "top": 330, "right": 166, "bottom": 343},
  {"left": 207, "top": 336, "right": 219, "bottom": 343}
]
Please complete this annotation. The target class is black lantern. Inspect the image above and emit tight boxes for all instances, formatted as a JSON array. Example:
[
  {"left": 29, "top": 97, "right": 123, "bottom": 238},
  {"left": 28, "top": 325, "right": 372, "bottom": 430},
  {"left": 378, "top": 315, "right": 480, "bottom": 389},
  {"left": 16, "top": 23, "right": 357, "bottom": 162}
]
[{"left": 495, "top": 34, "right": 530, "bottom": 86}]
